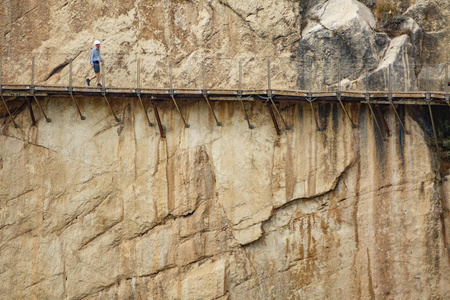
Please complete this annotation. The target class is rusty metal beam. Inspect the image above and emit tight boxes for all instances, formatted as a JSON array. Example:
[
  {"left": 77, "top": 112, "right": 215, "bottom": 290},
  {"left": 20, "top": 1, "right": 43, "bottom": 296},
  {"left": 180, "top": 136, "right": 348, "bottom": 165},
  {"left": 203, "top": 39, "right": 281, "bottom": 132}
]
[
  {"left": 1, "top": 94, "right": 19, "bottom": 128},
  {"left": 267, "top": 60, "right": 291, "bottom": 130},
  {"left": 375, "top": 105, "right": 390, "bottom": 138},
  {"left": 32, "top": 94, "right": 51, "bottom": 122},
  {"left": 103, "top": 94, "right": 121, "bottom": 122},
  {"left": 27, "top": 97, "right": 36, "bottom": 126},
  {"left": 137, "top": 93, "right": 153, "bottom": 127},
  {"left": 170, "top": 94, "right": 189, "bottom": 128},
  {"left": 268, "top": 96, "right": 291, "bottom": 130},
  {"left": 267, "top": 102, "right": 282, "bottom": 135},
  {"left": 427, "top": 99, "right": 440, "bottom": 156},
  {"left": 337, "top": 93, "right": 357, "bottom": 128},
  {"left": 151, "top": 99, "right": 166, "bottom": 138},
  {"left": 203, "top": 94, "right": 222, "bottom": 126},
  {"left": 238, "top": 96, "right": 254, "bottom": 129},
  {"left": 389, "top": 102, "right": 409, "bottom": 134},
  {"left": 365, "top": 97, "right": 387, "bottom": 141},
  {"left": 308, "top": 97, "right": 322, "bottom": 131}
]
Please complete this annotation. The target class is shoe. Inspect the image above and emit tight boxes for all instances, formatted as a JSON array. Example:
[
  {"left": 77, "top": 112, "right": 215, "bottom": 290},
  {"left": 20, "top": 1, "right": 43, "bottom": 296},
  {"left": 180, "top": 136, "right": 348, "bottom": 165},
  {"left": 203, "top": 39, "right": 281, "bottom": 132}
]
[
  {"left": 86, "top": 78, "right": 90, "bottom": 86},
  {"left": 97, "top": 83, "right": 102, "bottom": 87}
]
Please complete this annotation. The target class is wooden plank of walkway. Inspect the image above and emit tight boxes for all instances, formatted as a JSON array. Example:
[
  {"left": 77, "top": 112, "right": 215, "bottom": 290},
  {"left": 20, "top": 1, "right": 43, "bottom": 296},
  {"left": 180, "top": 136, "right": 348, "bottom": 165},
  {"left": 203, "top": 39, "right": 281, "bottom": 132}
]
[{"left": 1, "top": 85, "right": 448, "bottom": 105}]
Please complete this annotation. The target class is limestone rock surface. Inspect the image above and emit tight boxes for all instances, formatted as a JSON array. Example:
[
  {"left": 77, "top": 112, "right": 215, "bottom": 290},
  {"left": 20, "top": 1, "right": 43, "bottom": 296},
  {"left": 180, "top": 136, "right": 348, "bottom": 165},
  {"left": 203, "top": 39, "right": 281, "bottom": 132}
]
[{"left": 0, "top": 0, "right": 449, "bottom": 299}]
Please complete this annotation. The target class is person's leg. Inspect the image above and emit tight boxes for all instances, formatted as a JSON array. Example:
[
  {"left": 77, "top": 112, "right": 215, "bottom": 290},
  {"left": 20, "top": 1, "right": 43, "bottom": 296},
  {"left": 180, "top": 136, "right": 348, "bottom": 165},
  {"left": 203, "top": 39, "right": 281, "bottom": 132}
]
[{"left": 93, "top": 63, "right": 101, "bottom": 86}]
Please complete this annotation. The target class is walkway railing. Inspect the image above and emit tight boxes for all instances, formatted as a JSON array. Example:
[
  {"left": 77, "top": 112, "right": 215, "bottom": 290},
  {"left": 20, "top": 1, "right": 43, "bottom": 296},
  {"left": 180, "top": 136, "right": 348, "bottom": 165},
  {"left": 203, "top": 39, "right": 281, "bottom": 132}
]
[{"left": 0, "top": 52, "right": 448, "bottom": 93}]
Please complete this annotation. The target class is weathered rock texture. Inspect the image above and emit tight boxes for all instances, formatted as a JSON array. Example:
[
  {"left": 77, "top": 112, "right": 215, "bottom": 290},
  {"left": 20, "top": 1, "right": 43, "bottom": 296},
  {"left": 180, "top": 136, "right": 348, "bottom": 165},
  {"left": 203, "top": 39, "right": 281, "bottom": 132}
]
[{"left": 1, "top": 0, "right": 449, "bottom": 299}]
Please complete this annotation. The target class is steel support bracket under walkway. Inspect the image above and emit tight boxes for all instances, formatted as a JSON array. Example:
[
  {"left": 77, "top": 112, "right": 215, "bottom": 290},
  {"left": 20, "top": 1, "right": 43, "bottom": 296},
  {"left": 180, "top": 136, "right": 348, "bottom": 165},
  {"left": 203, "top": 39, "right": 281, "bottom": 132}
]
[
  {"left": 267, "top": 60, "right": 291, "bottom": 131},
  {"left": 238, "top": 61, "right": 254, "bottom": 129},
  {"left": 69, "top": 59, "right": 86, "bottom": 120},
  {"left": 267, "top": 101, "right": 282, "bottom": 136},
  {"left": 150, "top": 97, "right": 166, "bottom": 139},
  {"left": 365, "top": 94, "right": 387, "bottom": 141},
  {"left": 202, "top": 62, "right": 222, "bottom": 126},
  {"left": 307, "top": 94, "right": 322, "bottom": 131},
  {"left": 1, "top": 93, "right": 19, "bottom": 128},
  {"left": 168, "top": 61, "right": 190, "bottom": 128}
]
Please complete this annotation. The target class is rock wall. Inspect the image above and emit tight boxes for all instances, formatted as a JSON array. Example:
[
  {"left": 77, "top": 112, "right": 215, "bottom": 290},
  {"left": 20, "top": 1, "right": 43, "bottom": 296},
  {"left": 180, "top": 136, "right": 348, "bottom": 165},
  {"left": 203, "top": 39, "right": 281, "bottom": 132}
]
[
  {"left": 1, "top": 0, "right": 448, "bottom": 90},
  {"left": 1, "top": 98, "right": 449, "bottom": 299},
  {"left": 1, "top": 0, "right": 449, "bottom": 299}
]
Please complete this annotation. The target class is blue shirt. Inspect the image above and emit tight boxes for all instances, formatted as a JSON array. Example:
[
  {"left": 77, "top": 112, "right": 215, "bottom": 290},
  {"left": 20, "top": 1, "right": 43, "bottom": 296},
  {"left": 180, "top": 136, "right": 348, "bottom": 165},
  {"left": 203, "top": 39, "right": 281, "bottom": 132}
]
[{"left": 90, "top": 48, "right": 102, "bottom": 65}]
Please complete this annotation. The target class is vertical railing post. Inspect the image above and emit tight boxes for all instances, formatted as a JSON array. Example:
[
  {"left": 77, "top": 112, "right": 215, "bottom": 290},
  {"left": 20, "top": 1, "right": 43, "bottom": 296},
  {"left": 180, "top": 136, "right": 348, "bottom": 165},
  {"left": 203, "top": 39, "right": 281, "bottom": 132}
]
[
  {"left": 267, "top": 59, "right": 290, "bottom": 130},
  {"left": 237, "top": 60, "right": 254, "bottom": 129},
  {"left": 29, "top": 55, "right": 51, "bottom": 122},
  {"left": 137, "top": 58, "right": 140, "bottom": 93},
  {"left": 365, "top": 66, "right": 369, "bottom": 96},
  {"left": 298, "top": 57, "right": 303, "bottom": 90},
  {"left": 364, "top": 69, "right": 387, "bottom": 141},
  {"left": 445, "top": 62, "right": 449, "bottom": 105},
  {"left": 31, "top": 56, "right": 35, "bottom": 90},
  {"left": 425, "top": 64, "right": 431, "bottom": 102},
  {"left": 388, "top": 64, "right": 392, "bottom": 100},
  {"left": 336, "top": 60, "right": 356, "bottom": 128},
  {"left": 136, "top": 57, "right": 153, "bottom": 127},
  {"left": 69, "top": 58, "right": 73, "bottom": 92},
  {"left": 100, "top": 61, "right": 119, "bottom": 122},
  {"left": 101, "top": 62, "right": 106, "bottom": 94},
  {"left": 69, "top": 58, "right": 86, "bottom": 120},
  {"left": 202, "top": 61, "right": 206, "bottom": 92},
  {"left": 423, "top": 62, "right": 439, "bottom": 158},
  {"left": 337, "top": 60, "right": 341, "bottom": 93},
  {"left": 0, "top": 55, "right": 2, "bottom": 89},
  {"left": 388, "top": 62, "right": 409, "bottom": 134},
  {"left": 0, "top": 55, "right": 19, "bottom": 128},
  {"left": 169, "top": 60, "right": 189, "bottom": 128},
  {"left": 308, "top": 58, "right": 312, "bottom": 95},
  {"left": 267, "top": 60, "right": 271, "bottom": 96},
  {"left": 169, "top": 60, "right": 173, "bottom": 93},
  {"left": 202, "top": 60, "right": 221, "bottom": 126},
  {"left": 266, "top": 60, "right": 283, "bottom": 134},
  {"left": 239, "top": 60, "right": 242, "bottom": 93}
]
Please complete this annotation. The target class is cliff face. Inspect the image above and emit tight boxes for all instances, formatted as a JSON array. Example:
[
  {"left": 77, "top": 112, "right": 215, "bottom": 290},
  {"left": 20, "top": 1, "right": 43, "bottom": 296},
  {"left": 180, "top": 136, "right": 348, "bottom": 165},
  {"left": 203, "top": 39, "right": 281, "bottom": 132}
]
[{"left": 1, "top": 0, "right": 449, "bottom": 299}]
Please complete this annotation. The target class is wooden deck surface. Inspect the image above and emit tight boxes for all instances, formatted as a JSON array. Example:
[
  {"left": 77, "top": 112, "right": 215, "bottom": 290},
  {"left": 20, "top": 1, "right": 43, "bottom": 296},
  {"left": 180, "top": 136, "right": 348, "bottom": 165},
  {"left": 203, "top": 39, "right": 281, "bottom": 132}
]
[{"left": 1, "top": 84, "right": 449, "bottom": 106}]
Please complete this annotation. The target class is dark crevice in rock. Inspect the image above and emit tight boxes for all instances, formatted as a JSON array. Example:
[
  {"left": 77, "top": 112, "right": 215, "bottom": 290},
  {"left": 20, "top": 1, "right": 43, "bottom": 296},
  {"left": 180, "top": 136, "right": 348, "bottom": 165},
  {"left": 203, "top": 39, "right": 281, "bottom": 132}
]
[{"left": 44, "top": 51, "right": 83, "bottom": 83}]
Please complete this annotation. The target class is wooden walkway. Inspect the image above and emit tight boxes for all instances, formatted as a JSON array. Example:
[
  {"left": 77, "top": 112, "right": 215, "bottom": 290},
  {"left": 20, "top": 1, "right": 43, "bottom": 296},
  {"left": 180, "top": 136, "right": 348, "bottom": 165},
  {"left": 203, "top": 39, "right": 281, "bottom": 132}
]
[
  {"left": 2, "top": 84, "right": 449, "bottom": 105},
  {"left": 1, "top": 83, "right": 449, "bottom": 138}
]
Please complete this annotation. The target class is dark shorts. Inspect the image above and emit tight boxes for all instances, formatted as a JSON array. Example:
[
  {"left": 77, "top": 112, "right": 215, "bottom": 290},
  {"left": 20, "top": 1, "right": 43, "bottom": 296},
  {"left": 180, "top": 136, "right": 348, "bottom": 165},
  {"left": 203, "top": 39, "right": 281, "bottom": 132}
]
[{"left": 93, "top": 62, "right": 100, "bottom": 74}]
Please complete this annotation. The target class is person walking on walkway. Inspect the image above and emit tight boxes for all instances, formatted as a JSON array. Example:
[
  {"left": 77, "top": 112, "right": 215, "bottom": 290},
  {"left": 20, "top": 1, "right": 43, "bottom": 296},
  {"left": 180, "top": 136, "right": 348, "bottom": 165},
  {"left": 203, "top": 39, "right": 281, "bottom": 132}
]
[{"left": 86, "top": 40, "right": 103, "bottom": 87}]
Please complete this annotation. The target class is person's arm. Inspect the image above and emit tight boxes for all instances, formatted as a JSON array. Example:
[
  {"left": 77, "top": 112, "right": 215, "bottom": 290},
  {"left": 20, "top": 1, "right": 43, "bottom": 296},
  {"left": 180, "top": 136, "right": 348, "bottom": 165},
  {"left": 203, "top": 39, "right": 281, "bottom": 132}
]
[{"left": 90, "top": 50, "right": 94, "bottom": 66}]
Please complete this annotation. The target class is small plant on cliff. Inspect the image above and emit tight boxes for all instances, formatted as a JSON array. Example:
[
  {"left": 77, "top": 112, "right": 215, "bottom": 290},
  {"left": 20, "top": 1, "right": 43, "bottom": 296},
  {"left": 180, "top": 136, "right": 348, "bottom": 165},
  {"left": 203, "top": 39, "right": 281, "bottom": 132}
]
[
  {"left": 374, "top": 0, "right": 409, "bottom": 37},
  {"left": 374, "top": 0, "right": 399, "bottom": 22}
]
